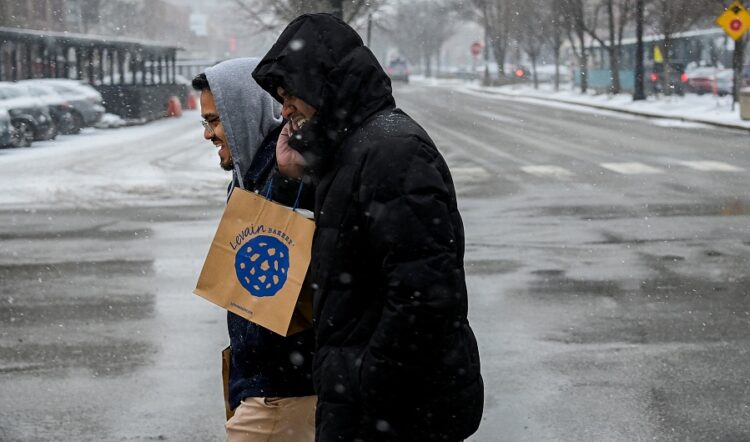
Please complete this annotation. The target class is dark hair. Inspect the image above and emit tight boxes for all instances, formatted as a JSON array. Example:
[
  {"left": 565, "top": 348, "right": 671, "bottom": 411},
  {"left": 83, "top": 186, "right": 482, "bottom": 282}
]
[{"left": 192, "top": 73, "right": 210, "bottom": 91}]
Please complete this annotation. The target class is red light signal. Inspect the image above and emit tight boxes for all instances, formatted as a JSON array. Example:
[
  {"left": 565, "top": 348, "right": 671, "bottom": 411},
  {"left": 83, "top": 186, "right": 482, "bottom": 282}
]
[{"left": 470, "top": 41, "right": 483, "bottom": 57}]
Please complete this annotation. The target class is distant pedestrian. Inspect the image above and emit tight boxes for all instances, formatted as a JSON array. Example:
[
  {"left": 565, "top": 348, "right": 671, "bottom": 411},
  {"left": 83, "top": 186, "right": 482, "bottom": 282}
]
[
  {"left": 192, "top": 57, "right": 315, "bottom": 442},
  {"left": 253, "top": 14, "right": 484, "bottom": 442}
]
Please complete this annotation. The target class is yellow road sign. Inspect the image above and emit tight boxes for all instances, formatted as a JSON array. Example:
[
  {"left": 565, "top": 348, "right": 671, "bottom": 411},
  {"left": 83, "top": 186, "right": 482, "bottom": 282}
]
[{"left": 716, "top": 1, "right": 750, "bottom": 40}]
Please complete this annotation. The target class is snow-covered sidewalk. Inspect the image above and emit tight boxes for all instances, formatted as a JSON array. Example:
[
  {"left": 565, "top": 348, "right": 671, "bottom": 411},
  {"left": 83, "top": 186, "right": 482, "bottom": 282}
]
[{"left": 414, "top": 76, "right": 750, "bottom": 131}]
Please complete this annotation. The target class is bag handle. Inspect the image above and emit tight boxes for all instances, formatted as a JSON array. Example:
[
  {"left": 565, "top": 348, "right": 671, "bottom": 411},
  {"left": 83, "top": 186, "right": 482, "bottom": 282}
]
[
  {"left": 263, "top": 176, "right": 305, "bottom": 211},
  {"left": 292, "top": 181, "right": 305, "bottom": 211},
  {"left": 264, "top": 176, "right": 274, "bottom": 199}
]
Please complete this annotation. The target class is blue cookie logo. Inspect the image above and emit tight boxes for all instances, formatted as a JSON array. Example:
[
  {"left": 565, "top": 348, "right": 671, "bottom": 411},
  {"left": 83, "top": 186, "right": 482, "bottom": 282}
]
[{"left": 234, "top": 235, "right": 290, "bottom": 297}]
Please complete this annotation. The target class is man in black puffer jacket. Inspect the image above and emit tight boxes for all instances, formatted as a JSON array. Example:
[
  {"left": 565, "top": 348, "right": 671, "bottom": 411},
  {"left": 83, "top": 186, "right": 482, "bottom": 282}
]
[{"left": 252, "top": 14, "right": 483, "bottom": 442}]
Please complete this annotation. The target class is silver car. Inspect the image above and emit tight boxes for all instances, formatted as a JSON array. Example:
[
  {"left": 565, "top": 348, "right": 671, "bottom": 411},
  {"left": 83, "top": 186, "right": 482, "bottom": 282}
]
[
  {"left": 15, "top": 82, "right": 78, "bottom": 135},
  {"left": 26, "top": 79, "right": 105, "bottom": 130}
]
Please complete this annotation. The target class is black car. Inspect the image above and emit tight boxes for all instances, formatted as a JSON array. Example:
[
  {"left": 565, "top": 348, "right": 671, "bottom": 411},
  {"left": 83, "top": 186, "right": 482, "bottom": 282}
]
[
  {"left": 30, "top": 79, "right": 105, "bottom": 130},
  {"left": 648, "top": 62, "right": 688, "bottom": 96},
  {"left": 0, "top": 82, "right": 55, "bottom": 147},
  {"left": 386, "top": 58, "right": 410, "bottom": 83}
]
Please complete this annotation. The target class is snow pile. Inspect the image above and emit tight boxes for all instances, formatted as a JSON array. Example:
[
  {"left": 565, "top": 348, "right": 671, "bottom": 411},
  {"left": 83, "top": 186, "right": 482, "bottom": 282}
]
[
  {"left": 414, "top": 77, "right": 750, "bottom": 130},
  {"left": 0, "top": 109, "right": 229, "bottom": 210},
  {"left": 94, "top": 113, "right": 127, "bottom": 129}
]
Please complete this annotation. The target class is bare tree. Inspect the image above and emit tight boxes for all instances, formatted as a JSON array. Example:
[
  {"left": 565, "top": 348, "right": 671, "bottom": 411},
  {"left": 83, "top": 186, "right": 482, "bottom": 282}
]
[
  {"left": 562, "top": 0, "right": 597, "bottom": 93},
  {"left": 544, "top": 0, "right": 566, "bottom": 91},
  {"left": 384, "top": 0, "right": 458, "bottom": 78},
  {"left": 633, "top": 0, "right": 646, "bottom": 100},
  {"left": 610, "top": 0, "right": 634, "bottom": 93},
  {"left": 383, "top": 1, "right": 424, "bottom": 72},
  {"left": 516, "top": 0, "right": 548, "bottom": 89},
  {"left": 647, "top": 0, "right": 704, "bottom": 95},
  {"left": 470, "top": 0, "right": 515, "bottom": 77},
  {"left": 229, "top": 0, "right": 382, "bottom": 33},
  {"left": 585, "top": 0, "right": 633, "bottom": 94}
]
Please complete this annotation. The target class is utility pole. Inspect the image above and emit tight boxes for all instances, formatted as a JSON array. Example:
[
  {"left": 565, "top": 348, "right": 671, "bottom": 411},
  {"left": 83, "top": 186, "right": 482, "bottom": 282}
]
[
  {"left": 331, "top": 0, "right": 343, "bottom": 19},
  {"left": 633, "top": 0, "right": 646, "bottom": 101},
  {"left": 483, "top": 25, "right": 490, "bottom": 86},
  {"left": 367, "top": 13, "right": 373, "bottom": 47},
  {"left": 732, "top": 35, "right": 746, "bottom": 110}
]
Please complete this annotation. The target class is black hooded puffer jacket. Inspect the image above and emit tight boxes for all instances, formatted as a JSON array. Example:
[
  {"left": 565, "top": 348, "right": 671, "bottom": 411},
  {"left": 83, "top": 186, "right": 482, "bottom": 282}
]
[{"left": 253, "top": 13, "right": 483, "bottom": 442}]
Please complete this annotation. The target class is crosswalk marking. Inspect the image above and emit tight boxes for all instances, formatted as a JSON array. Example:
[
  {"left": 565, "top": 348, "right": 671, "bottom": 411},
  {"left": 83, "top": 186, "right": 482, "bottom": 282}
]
[
  {"left": 600, "top": 162, "right": 663, "bottom": 175},
  {"left": 676, "top": 161, "right": 744, "bottom": 172},
  {"left": 521, "top": 165, "right": 574, "bottom": 178},
  {"left": 447, "top": 160, "right": 742, "bottom": 183}
]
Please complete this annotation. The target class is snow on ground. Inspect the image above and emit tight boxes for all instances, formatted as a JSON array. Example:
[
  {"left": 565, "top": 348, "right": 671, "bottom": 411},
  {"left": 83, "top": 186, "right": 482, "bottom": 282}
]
[
  {"left": 412, "top": 76, "right": 750, "bottom": 131},
  {"left": 0, "top": 109, "right": 230, "bottom": 209}
]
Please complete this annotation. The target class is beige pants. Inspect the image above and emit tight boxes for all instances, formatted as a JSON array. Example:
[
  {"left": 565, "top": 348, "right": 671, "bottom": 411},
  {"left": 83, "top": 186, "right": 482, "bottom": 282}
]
[{"left": 226, "top": 395, "right": 316, "bottom": 442}]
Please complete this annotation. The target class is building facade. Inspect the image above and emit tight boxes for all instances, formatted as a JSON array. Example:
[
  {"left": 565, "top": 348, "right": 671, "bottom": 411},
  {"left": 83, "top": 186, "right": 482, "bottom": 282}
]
[{"left": 0, "top": 0, "right": 67, "bottom": 32}]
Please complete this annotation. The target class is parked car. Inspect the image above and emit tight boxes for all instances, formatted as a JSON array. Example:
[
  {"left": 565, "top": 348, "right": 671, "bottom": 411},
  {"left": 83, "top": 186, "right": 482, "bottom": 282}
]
[
  {"left": 688, "top": 67, "right": 749, "bottom": 96},
  {"left": 686, "top": 66, "right": 721, "bottom": 95},
  {"left": 30, "top": 79, "right": 105, "bottom": 129},
  {"left": 0, "top": 106, "right": 13, "bottom": 148},
  {"left": 15, "top": 82, "right": 78, "bottom": 134},
  {"left": 386, "top": 58, "right": 410, "bottom": 83},
  {"left": 0, "top": 82, "right": 55, "bottom": 147},
  {"left": 648, "top": 62, "right": 688, "bottom": 95}
]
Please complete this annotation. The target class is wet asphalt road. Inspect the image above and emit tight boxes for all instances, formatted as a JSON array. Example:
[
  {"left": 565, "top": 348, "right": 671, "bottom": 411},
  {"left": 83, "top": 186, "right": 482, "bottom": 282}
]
[{"left": 1, "top": 82, "right": 749, "bottom": 441}]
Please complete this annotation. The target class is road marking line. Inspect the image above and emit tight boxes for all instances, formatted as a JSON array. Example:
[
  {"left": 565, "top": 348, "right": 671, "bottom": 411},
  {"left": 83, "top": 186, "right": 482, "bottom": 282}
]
[
  {"left": 600, "top": 162, "right": 663, "bottom": 175},
  {"left": 676, "top": 161, "right": 744, "bottom": 172},
  {"left": 451, "top": 166, "right": 491, "bottom": 180},
  {"left": 431, "top": 125, "right": 532, "bottom": 166},
  {"left": 521, "top": 165, "right": 574, "bottom": 178}
]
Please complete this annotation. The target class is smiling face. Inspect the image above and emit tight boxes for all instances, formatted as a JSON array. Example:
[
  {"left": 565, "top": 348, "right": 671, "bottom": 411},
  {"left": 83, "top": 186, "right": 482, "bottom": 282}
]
[
  {"left": 200, "top": 89, "right": 233, "bottom": 171},
  {"left": 277, "top": 86, "right": 317, "bottom": 131}
]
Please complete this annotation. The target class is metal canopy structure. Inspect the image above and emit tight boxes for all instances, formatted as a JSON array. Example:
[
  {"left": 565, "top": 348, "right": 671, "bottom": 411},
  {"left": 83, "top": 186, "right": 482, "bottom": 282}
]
[{"left": 0, "top": 27, "right": 181, "bottom": 85}]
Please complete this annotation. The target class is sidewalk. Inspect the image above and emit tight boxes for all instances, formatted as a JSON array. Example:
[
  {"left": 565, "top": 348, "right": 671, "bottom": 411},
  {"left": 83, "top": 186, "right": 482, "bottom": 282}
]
[{"left": 414, "top": 76, "right": 750, "bottom": 132}]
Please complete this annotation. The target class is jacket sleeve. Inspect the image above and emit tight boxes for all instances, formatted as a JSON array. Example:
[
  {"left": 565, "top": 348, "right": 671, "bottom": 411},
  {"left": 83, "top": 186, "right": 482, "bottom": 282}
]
[{"left": 358, "top": 139, "right": 467, "bottom": 408}]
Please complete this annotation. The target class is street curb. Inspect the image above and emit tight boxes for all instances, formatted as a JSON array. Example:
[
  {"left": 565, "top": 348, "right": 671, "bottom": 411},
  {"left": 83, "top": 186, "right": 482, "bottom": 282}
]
[{"left": 467, "top": 86, "right": 750, "bottom": 133}]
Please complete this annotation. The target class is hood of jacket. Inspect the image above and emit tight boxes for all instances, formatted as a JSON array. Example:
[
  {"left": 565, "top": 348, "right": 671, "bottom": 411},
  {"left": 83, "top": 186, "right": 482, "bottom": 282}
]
[
  {"left": 251, "top": 13, "right": 395, "bottom": 176},
  {"left": 206, "top": 57, "right": 282, "bottom": 189}
]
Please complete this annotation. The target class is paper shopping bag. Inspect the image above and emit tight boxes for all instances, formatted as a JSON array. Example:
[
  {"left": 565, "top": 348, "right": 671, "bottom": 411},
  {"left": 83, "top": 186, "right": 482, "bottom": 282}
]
[{"left": 194, "top": 187, "right": 315, "bottom": 336}]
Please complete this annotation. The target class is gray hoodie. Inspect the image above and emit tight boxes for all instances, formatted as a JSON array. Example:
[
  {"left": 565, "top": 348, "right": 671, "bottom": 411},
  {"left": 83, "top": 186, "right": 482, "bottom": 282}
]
[{"left": 205, "top": 58, "right": 282, "bottom": 190}]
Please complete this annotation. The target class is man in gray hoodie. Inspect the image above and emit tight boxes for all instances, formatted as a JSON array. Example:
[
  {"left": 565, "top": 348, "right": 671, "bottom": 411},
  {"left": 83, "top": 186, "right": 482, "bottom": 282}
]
[{"left": 192, "top": 58, "right": 316, "bottom": 442}]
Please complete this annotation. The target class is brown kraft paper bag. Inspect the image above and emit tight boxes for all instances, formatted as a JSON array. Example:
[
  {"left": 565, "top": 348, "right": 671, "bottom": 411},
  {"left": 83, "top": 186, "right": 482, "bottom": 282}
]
[{"left": 194, "top": 187, "right": 315, "bottom": 336}]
